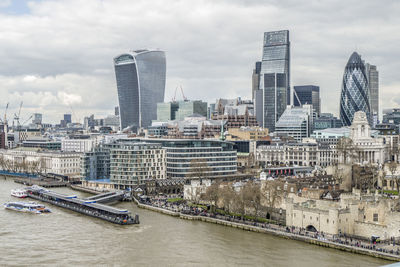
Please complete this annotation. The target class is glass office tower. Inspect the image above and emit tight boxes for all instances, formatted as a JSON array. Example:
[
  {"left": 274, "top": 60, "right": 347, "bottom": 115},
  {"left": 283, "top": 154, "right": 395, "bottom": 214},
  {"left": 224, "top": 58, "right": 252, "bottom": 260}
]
[
  {"left": 366, "top": 63, "right": 379, "bottom": 125},
  {"left": 114, "top": 50, "right": 166, "bottom": 131},
  {"left": 293, "top": 85, "right": 321, "bottom": 116},
  {"left": 255, "top": 30, "right": 290, "bottom": 131},
  {"left": 259, "top": 30, "right": 290, "bottom": 104},
  {"left": 339, "top": 52, "right": 371, "bottom": 126}
]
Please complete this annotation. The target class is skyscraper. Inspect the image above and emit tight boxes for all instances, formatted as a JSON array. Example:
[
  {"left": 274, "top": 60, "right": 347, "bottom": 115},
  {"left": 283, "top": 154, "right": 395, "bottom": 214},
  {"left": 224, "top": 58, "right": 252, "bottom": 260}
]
[
  {"left": 255, "top": 30, "right": 290, "bottom": 131},
  {"left": 366, "top": 63, "right": 379, "bottom": 125},
  {"left": 339, "top": 52, "right": 371, "bottom": 126},
  {"left": 114, "top": 50, "right": 166, "bottom": 131},
  {"left": 293, "top": 85, "right": 321, "bottom": 116},
  {"left": 252, "top": 61, "right": 261, "bottom": 100}
]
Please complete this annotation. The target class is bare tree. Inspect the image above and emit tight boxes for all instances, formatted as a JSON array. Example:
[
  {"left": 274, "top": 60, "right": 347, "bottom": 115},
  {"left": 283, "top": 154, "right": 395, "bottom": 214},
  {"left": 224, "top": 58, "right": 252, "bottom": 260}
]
[
  {"left": 220, "top": 185, "right": 235, "bottom": 214},
  {"left": 336, "top": 137, "right": 357, "bottom": 164},
  {"left": 244, "top": 181, "right": 262, "bottom": 222},
  {"left": 388, "top": 161, "right": 400, "bottom": 193},
  {"left": 201, "top": 181, "right": 220, "bottom": 212}
]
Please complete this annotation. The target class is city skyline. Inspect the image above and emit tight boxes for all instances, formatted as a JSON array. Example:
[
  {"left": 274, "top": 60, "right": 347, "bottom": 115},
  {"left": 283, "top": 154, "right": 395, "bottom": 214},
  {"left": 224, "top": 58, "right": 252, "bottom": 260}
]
[{"left": 0, "top": 0, "right": 399, "bottom": 123}]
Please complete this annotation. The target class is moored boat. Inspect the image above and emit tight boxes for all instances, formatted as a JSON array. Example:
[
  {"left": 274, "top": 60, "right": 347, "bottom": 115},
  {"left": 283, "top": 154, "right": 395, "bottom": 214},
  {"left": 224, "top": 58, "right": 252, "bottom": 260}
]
[
  {"left": 3, "top": 201, "right": 51, "bottom": 214},
  {"left": 11, "top": 189, "right": 27, "bottom": 198}
]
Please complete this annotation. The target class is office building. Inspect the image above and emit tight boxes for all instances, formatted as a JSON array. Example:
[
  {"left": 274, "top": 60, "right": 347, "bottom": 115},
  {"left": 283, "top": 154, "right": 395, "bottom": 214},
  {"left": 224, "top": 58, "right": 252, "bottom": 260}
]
[
  {"left": 366, "top": 63, "right": 379, "bottom": 125},
  {"left": 109, "top": 142, "right": 166, "bottom": 187},
  {"left": 293, "top": 85, "right": 321, "bottom": 116},
  {"left": 252, "top": 61, "right": 261, "bottom": 100},
  {"left": 64, "top": 114, "right": 72, "bottom": 124},
  {"left": 114, "top": 50, "right": 166, "bottom": 131},
  {"left": 255, "top": 73, "right": 287, "bottom": 131},
  {"left": 259, "top": 30, "right": 290, "bottom": 104},
  {"left": 275, "top": 104, "right": 313, "bottom": 142},
  {"left": 383, "top": 109, "right": 400, "bottom": 125},
  {"left": 32, "top": 113, "right": 42, "bottom": 125},
  {"left": 313, "top": 113, "right": 342, "bottom": 131},
  {"left": 156, "top": 102, "right": 179, "bottom": 121},
  {"left": 339, "top": 52, "right": 371, "bottom": 126}
]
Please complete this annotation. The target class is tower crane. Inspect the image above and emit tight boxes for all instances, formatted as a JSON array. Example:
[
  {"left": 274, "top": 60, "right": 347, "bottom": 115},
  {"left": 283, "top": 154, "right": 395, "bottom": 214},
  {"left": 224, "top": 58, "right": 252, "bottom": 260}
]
[
  {"left": 13, "top": 101, "right": 23, "bottom": 130},
  {"left": 180, "top": 85, "right": 188, "bottom": 101}
]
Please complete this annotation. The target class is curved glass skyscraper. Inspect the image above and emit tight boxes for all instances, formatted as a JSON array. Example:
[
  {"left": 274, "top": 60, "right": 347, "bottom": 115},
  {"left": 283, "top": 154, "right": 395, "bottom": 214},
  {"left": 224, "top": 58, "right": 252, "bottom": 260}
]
[
  {"left": 114, "top": 50, "right": 166, "bottom": 131},
  {"left": 339, "top": 52, "right": 370, "bottom": 126}
]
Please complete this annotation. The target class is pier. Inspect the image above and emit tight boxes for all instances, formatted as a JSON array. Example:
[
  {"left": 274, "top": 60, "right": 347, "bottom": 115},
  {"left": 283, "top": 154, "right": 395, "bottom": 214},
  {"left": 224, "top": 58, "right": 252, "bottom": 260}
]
[{"left": 26, "top": 186, "right": 139, "bottom": 225}]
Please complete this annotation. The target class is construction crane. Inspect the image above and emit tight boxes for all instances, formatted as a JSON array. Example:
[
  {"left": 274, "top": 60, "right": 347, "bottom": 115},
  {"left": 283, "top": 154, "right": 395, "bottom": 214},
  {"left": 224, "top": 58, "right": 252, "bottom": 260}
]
[
  {"left": 13, "top": 101, "right": 23, "bottom": 129},
  {"left": 3, "top": 102, "right": 9, "bottom": 124},
  {"left": 180, "top": 85, "right": 188, "bottom": 101},
  {"left": 171, "top": 86, "right": 178, "bottom": 102},
  {"left": 21, "top": 115, "right": 33, "bottom": 126}
]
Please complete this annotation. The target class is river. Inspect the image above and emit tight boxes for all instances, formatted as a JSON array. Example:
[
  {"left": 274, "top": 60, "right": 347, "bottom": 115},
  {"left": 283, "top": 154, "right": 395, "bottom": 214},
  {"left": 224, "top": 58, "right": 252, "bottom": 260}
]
[{"left": 0, "top": 178, "right": 392, "bottom": 266}]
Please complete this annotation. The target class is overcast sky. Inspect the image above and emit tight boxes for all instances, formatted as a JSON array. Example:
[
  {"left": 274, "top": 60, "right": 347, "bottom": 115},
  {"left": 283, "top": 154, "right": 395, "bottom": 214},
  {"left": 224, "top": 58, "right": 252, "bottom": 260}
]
[{"left": 0, "top": 0, "right": 399, "bottom": 124}]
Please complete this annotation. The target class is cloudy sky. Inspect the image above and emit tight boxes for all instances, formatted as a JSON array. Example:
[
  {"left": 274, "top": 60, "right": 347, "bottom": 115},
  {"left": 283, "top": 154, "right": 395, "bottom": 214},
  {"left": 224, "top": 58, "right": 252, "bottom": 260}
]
[{"left": 0, "top": 0, "right": 399, "bottom": 124}]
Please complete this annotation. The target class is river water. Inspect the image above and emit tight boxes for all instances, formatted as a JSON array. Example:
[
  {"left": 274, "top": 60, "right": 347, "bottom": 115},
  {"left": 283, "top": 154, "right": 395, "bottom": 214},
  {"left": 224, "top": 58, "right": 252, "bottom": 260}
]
[{"left": 0, "top": 178, "right": 392, "bottom": 266}]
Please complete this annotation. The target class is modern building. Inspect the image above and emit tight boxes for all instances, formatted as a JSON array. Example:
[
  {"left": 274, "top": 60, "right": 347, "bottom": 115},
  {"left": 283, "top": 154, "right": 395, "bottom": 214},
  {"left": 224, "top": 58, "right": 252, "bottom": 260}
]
[
  {"left": 274, "top": 105, "right": 313, "bottom": 142},
  {"left": 255, "top": 30, "right": 290, "bottom": 131},
  {"left": 81, "top": 146, "right": 110, "bottom": 180},
  {"left": 383, "top": 108, "right": 400, "bottom": 125},
  {"left": 293, "top": 85, "right": 321, "bottom": 116},
  {"left": 339, "top": 52, "right": 371, "bottom": 126},
  {"left": 114, "top": 50, "right": 166, "bottom": 131},
  {"left": 109, "top": 142, "right": 166, "bottom": 187},
  {"left": 313, "top": 113, "right": 342, "bottom": 130},
  {"left": 252, "top": 61, "right": 261, "bottom": 100},
  {"left": 311, "top": 127, "right": 351, "bottom": 145},
  {"left": 61, "top": 138, "right": 96, "bottom": 153},
  {"left": 366, "top": 63, "right": 379, "bottom": 125},
  {"left": 22, "top": 138, "right": 62, "bottom": 150},
  {"left": 156, "top": 102, "right": 179, "bottom": 121},
  {"left": 32, "top": 113, "right": 42, "bottom": 125},
  {"left": 175, "top": 101, "right": 207, "bottom": 121}
]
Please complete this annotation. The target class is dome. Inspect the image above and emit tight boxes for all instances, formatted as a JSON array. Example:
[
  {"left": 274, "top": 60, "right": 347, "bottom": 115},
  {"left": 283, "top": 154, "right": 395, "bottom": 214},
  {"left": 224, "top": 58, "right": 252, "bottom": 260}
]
[{"left": 347, "top": 52, "right": 363, "bottom": 65}]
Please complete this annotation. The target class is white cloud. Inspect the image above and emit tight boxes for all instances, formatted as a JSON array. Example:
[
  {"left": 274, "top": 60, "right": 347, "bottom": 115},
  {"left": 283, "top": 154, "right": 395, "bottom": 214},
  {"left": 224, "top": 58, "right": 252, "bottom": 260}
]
[{"left": 0, "top": 0, "right": 398, "bottom": 123}]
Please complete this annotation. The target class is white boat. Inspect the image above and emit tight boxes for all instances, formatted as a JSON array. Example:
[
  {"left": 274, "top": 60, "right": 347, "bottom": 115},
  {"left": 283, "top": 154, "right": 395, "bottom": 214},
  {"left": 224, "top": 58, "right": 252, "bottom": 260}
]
[
  {"left": 11, "top": 189, "right": 27, "bottom": 198},
  {"left": 3, "top": 201, "right": 51, "bottom": 214}
]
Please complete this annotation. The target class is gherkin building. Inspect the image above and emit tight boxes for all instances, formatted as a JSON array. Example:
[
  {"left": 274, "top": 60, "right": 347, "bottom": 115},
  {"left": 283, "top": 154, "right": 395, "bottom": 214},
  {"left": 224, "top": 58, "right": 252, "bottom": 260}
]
[{"left": 339, "top": 52, "right": 371, "bottom": 126}]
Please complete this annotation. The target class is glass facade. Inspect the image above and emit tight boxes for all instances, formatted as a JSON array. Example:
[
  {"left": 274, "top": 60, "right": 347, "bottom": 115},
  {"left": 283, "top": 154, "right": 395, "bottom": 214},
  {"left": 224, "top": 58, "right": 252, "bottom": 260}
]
[
  {"left": 156, "top": 102, "right": 179, "bottom": 121},
  {"left": 259, "top": 30, "right": 290, "bottom": 105},
  {"left": 114, "top": 50, "right": 166, "bottom": 131},
  {"left": 293, "top": 85, "right": 321, "bottom": 116},
  {"left": 262, "top": 73, "right": 287, "bottom": 132},
  {"left": 339, "top": 52, "right": 371, "bottom": 126},
  {"left": 366, "top": 63, "right": 379, "bottom": 124},
  {"left": 175, "top": 101, "right": 207, "bottom": 121}
]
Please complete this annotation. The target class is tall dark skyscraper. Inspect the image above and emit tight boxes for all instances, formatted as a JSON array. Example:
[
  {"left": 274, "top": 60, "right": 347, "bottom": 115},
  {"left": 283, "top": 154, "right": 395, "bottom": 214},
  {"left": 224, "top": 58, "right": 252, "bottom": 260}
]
[
  {"left": 114, "top": 50, "right": 166, "bottom": 131},
  {"left": 255, "top": 30, "right": 290, "bottom": 131},
  {"left": 339, "top": 52, "right": 371, "bottom": 126},
  {"left": 293, "top": 85, "right": 321, "bottom": 116},
  {"left": 252, "top": 61, "right": 261, "bottom": 101},
  {"left": 366, "top": 63, "right": 379, "bottom": 125}
]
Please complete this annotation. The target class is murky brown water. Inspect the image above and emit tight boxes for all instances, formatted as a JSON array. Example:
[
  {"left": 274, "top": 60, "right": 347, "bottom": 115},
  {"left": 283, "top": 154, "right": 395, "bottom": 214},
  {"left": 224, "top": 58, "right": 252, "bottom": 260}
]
[{"left": 0, "top": 178, "right": 392, "bottom": 266}]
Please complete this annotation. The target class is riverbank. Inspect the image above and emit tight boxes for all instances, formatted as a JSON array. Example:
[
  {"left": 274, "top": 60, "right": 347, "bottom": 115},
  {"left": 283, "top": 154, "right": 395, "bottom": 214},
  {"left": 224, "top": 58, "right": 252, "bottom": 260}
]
[{"left": 134, "top": 197, "right": 400, "bottom": 262}]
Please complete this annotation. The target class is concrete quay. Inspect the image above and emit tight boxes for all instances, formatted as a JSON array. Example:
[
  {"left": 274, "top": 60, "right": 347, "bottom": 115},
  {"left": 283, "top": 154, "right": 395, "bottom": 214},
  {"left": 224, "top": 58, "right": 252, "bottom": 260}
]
[{"left": 134, "top": 198, "right": 400, "bottom": 262}]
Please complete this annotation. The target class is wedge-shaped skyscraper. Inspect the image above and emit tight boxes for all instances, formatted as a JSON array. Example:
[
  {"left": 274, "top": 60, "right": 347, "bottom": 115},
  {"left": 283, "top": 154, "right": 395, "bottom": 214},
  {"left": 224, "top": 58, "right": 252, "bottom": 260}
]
[
  {"left": 339, "top": 52, "right": 371, "bottom": 126},
  {"left": 114, "top": 50, "right": 166, "bottom": 131}
]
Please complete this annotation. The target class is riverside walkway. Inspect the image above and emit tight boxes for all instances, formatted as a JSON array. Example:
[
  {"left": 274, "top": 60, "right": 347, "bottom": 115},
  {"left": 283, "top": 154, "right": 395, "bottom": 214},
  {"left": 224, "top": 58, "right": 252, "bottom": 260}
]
[{"left": 135, "top": 197, "right": 400, "bottom": 262}]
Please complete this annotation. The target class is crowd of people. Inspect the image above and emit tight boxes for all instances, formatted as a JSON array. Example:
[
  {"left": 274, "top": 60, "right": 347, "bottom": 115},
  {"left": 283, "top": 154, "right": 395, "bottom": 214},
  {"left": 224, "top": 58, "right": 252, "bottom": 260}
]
[{"left": 138, "top": 195, "right": 400, "bottom": 257}]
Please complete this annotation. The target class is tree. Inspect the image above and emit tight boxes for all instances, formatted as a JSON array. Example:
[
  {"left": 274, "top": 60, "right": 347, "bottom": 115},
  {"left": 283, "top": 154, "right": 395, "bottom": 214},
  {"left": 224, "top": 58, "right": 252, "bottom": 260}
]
[
  {"left": 220, "top": 185, "right": 235, "bottom": 214},
  {"left": 244, "top": 181, "right": 262, "bottom": 222},
  {"left": 336, "top": 137, "right": 357, "bottom": 164},
  {"left": 388, "top": 161, "right": 400, "bottom": 193},
  {"left": 202, "top": 182, "right": 220, "bottom": 212}
]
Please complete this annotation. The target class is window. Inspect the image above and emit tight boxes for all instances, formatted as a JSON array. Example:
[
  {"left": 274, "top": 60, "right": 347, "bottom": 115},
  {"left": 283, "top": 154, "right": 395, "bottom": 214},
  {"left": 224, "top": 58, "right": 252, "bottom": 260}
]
[{"left": 373, "top": 213, "right": 378, "bottom": 222}]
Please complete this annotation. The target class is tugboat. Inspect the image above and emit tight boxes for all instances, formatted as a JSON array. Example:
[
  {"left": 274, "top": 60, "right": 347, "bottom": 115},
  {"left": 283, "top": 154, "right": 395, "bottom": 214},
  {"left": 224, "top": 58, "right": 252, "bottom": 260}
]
[
  {"left": 4, "top": 201, "right": 51, "bottom": 214},
  {"left": 11, "top": 189, "right": 28, "bottom": 198}
]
